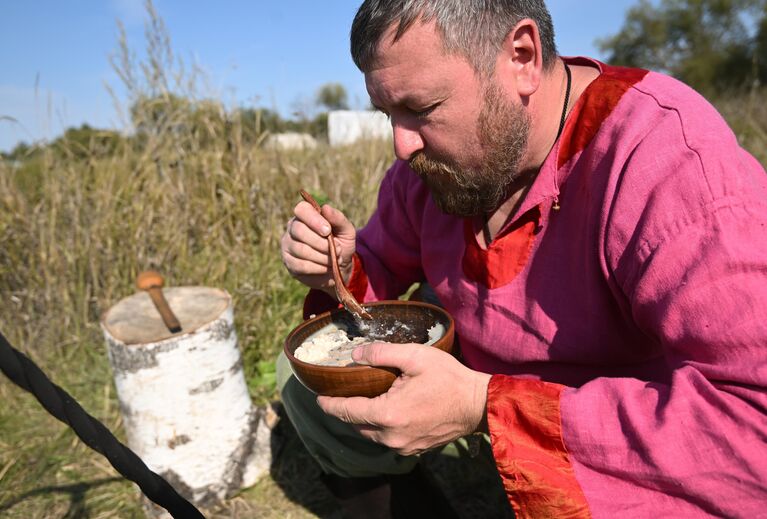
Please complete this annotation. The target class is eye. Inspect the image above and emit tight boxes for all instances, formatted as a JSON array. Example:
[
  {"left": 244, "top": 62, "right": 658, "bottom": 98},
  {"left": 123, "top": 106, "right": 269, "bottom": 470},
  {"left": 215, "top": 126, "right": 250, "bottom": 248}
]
[
  {"left": 371, "top": 104, "right": 391, "bottom": 120},
  {"left": 411, "top": 103, "right": 438, "bottom": 119}
]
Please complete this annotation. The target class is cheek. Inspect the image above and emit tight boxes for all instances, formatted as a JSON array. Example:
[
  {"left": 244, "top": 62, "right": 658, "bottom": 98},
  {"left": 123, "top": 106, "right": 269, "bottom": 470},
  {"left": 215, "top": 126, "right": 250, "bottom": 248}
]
[{"left": 422, "top": 123, "right": 482, "bottom": 165}]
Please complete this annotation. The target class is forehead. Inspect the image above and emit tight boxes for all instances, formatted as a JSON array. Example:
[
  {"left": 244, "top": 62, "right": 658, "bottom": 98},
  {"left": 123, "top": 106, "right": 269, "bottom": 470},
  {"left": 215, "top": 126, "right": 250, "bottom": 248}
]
[{"left": 364, "top": 20, "right": 476, "bottom": 105}]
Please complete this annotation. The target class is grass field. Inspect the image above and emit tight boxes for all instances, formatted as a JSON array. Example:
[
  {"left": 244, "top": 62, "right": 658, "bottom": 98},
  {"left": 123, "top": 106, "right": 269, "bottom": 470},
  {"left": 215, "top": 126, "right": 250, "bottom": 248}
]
[{"left": 1, "top": 20, "right": 766, "bottom": 515}]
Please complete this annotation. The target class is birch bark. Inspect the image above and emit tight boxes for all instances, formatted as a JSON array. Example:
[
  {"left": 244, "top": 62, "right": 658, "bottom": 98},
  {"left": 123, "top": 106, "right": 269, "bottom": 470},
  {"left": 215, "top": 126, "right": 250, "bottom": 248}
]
[{"left": 101, "top": 287, "right": 273, "bottom": 515}]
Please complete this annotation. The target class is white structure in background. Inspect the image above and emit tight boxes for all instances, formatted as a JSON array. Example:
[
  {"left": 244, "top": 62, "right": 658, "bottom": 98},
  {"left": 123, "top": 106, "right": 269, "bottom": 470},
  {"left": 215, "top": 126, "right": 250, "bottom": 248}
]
[
  {"left": 328, "top": 110, "right": 391, "bottom": 147},
  {"left": 263, "top": 131, "right": 318, "bottom": 150}
]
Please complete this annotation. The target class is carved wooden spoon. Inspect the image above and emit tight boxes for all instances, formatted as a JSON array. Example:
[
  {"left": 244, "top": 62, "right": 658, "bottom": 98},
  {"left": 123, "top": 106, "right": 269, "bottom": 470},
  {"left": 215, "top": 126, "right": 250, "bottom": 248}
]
[
  {"left": 300, "top": 189, "right": 372, "bottom": 320},
  {"left": 136, "top": 270, "right": 182, "bottom": 333}
]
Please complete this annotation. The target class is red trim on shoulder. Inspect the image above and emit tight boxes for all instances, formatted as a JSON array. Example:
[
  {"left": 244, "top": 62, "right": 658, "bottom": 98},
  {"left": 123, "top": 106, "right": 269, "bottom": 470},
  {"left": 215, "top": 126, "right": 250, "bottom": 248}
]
[
  {"left": 301, "top": 253, "right": 369, "bottom": 320},
  {"left": 487, "top": 375, "right": 590, "bottom": 519},
  {"left": 462, "top": 206, "right": 540, "bottom": 289},
  {"left": 559, "top": 64, "right": 649, "bottom": 170}
]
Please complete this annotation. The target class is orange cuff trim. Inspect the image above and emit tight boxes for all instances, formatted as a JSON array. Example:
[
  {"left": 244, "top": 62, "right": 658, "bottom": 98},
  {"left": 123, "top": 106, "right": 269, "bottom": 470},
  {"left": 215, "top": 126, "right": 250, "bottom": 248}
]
[
  {"left": 487, "top": 375, "right": 590, "bottom": 519},
  {"left": 302, "top": 253, "right": 369, "bottom": 320}
]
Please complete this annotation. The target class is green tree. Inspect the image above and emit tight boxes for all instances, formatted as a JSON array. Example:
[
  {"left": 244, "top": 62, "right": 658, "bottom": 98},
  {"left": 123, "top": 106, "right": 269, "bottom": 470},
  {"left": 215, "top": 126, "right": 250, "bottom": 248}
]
[
  {"left": 51, "top": 124, "right": 124, "bottom": 159},
  {"left": 598, "top": 0, "right": 767, "bottom": 94},
  {"left": 758, "top": 3, "right": 767, "bottom": 75},
  {"left": 315, "top": 82, "right": 349, "bottom": 111},
  {"left": 129, "top": 93, "right": 192, "bottom": 137},
  {"left": 3, "top": 141, "right": 33, "bottom": 161},
  {"left": 237, "top": 107, "right": 286, "bottom": 135}
]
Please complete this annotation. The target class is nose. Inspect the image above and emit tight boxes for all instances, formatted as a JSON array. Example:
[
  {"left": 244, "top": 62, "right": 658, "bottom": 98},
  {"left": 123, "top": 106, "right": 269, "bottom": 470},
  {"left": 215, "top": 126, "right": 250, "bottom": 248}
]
[{"left": 391, "top": 121, "right": 425, "bottom": 161}]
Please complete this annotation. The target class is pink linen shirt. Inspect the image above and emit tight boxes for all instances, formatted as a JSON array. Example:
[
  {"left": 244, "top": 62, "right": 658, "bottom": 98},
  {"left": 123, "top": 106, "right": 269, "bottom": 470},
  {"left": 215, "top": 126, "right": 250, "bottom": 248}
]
[{"left": 351, "top": 58, "right": 767, "bottom": 517}]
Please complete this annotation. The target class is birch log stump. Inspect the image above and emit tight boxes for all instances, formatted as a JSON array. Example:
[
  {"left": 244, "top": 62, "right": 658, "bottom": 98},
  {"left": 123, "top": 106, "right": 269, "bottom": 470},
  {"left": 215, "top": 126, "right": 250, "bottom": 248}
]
[{"left": 101, "top": 286, "right": 274, "bottom": 516}]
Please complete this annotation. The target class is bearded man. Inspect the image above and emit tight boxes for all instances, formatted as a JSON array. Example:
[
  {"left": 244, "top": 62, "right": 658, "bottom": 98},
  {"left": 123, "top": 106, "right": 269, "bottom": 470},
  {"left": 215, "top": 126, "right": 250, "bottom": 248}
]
[{"left": 279, "top": 1, "right": 767, "bottom": 517}]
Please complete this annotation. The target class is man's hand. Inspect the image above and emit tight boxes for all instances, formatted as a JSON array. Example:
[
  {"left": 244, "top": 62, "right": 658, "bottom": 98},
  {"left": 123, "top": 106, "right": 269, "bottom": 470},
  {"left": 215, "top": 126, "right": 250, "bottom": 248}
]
[
  {"left": 317, "top": 342, "right": 491, "bottom": 456},
  {"left": 281, "top": 200, "right": 357, "bottom": 295}
]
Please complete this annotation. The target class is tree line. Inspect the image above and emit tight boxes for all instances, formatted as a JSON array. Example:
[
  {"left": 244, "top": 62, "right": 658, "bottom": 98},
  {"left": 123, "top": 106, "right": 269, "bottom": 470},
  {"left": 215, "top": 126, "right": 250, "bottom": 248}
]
[
  {"left": 598, "top": 0, "right": 767, "bottom": 94},
  {"left": 1, "top": 82, "right": 351, "bottom": 162},
  {"left": 4, "top": 0, "right": 766, "bottom": 161}
]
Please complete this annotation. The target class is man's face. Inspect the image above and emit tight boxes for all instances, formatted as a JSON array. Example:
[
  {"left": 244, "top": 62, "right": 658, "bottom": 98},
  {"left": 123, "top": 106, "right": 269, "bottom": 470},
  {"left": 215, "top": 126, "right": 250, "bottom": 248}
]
[
  {"left": 365, "top": 20, "right": 530, "bottom": 216},
  {"left": 410, "top": 82, "right": 530, "bottom": 216}
]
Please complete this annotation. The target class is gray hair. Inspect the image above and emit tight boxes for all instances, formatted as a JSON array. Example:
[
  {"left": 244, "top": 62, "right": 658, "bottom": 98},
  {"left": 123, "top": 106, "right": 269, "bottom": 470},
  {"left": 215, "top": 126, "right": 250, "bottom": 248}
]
[{"left": 351, "top": 0, "right": 558, "bottom": 76}]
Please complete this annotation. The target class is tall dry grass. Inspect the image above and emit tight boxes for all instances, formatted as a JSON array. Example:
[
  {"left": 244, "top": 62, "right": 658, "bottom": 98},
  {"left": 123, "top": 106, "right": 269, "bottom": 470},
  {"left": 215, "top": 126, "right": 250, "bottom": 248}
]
[
  {"left": 0, "top": 126, "right": 391, "bottom": 383},
  {"left": 0, "top": 135, "right": 391, "bottom": 517},
  {"left": 0, "top": 9, "right": 392, "bottom": 515},
  {"left": 0, "top": 2, "right": 392, "bottom": 400}
]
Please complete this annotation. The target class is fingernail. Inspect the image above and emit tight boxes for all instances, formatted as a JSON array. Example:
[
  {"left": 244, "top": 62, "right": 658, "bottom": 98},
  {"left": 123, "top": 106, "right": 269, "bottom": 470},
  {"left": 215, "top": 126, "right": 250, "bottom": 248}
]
[
  {"left": 351, "top": 346, "right": 364, "bottom": 361},
  {"left": 321, "top": 225, "right": 331, "bottom": 236}
]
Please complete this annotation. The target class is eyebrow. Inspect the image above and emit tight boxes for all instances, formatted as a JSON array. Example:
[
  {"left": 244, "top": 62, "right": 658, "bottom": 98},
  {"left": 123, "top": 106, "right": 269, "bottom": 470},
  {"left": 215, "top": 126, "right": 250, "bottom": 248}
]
[{"left": 370, "top": 94, "right": 443, "bottom": 113}]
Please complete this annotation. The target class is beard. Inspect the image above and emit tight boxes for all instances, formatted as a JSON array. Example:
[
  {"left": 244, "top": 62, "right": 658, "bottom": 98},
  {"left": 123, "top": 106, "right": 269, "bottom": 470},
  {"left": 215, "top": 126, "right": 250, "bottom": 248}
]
[{"left": 409, "top": 83, "right": 530, "bottom": 217}]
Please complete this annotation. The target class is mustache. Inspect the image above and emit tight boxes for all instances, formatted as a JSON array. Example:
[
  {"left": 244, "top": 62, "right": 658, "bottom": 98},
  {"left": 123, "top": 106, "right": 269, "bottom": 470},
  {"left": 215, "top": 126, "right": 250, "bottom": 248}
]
[
  {"left": 408, "top": 152, "right": 481, "bottom": 190},
  {"left": 409, "top": 153, "right": 475, "bottom": 187},
  {"left": 408, "top": 152, "right": 502, "bottom": 216},
  {"left": 409, "top": 153, "right": 451, "bottom": 175}
]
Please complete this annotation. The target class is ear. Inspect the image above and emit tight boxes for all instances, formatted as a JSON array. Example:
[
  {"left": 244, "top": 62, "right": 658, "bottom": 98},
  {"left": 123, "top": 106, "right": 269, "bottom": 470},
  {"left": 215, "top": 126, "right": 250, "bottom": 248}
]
[{"left": 495, "top": 19, "right": 543, "bottom": 97}]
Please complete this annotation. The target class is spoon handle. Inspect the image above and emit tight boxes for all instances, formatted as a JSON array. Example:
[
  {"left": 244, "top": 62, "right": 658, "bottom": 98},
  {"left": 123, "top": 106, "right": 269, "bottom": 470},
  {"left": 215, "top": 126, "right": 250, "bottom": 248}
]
[{"left": 299, "top": 190, "right": 372, "bottom": 320}]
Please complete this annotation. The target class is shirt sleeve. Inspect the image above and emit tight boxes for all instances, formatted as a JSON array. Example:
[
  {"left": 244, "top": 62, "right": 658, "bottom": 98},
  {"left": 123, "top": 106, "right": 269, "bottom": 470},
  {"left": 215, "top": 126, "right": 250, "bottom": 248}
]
[
  {"left": 355, "top": 160, "right": 430, "bottom": 300},
  {"left": 487, "top": 93, "right": 767, "bottom": 517},
  {"left": 561, "top": 186, "right": 767, "bottom": 516}
]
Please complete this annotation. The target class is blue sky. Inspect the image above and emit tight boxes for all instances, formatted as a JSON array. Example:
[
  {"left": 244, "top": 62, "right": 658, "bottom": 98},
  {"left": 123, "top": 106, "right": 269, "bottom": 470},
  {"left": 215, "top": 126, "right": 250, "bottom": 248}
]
[{"left": 0, "top": 0, "right": 641, "bottom": 152}]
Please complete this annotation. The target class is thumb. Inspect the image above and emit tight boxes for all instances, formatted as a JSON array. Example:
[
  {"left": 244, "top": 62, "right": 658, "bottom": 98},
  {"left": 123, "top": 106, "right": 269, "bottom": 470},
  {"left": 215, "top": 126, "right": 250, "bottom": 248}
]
[
  {"left": 352, "top": 342, "right": 430, "bottom": 374},
  {"left": 321, "top": 204, "right": 355, "bottom": 240}
]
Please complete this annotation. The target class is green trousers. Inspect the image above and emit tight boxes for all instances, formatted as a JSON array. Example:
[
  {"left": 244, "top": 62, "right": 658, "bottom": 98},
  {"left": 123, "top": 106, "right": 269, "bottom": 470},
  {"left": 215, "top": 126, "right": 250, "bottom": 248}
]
[{"left": 276, "top": 351, "right": 419, "bottom": 477}]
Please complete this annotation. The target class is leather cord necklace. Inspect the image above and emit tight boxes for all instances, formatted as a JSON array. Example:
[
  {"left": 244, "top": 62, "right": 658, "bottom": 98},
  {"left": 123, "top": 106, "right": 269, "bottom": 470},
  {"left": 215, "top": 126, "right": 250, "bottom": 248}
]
[
  {"left": 556, "top": 62, "right": 572, "bottom": 142},
  {"left": 551, "top": 62, "right": 571, "bottom": 211},
  {"left": 483, "top": 61, "right": 572, "bottom": 245}
]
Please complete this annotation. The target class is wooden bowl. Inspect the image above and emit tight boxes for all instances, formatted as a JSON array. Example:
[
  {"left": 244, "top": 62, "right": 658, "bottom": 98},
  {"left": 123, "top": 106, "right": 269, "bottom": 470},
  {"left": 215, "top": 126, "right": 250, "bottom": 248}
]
[{"left": 284, "top": 300, "right": 455, "bottom": 397}]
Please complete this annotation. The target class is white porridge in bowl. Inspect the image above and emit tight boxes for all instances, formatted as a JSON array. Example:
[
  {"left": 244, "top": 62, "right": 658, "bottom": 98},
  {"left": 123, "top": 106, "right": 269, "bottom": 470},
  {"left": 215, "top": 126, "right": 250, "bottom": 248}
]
[{"left": 294, "top": 321, "right": 446, "bottom": 367}]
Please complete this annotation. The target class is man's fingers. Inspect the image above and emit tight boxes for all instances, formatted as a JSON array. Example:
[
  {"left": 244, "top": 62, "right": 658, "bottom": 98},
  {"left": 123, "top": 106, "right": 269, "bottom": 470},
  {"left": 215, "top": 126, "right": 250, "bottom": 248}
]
[
  {"left": 295, "top": 201, "right": 332, "bottom": 237},
  {"left": 282, "top": 255, "right": 331, "bottom": 278},
  {"left": 317, "top": 395, "right": 380, "bottom": 426},
  {"left": 287, "top": 217, "right": 330, "bottom": 254},
  {"left": 351, "top": 342, "right": 432, "bottom": 373},
  {"left": 282, "top": 238, "right": 330, "bottom": 269}
]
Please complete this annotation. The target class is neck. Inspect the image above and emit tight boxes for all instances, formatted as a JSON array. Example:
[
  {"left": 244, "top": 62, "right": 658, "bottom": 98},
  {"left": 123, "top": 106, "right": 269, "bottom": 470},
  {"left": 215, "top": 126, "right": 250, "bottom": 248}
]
[
  {"left": 521, "top": 58, "right": 574, "bottom": 173},
  {"left": 481, "top": 59, "right": 587, "bottom": 245},
  {"left": 481, "top": 169, "right": 536, "bottom": 245}
]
